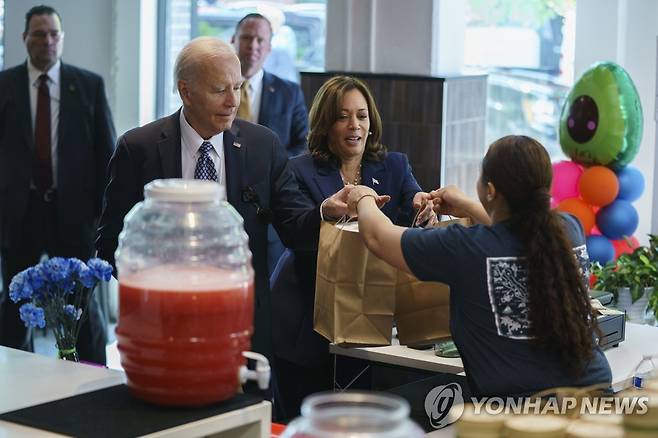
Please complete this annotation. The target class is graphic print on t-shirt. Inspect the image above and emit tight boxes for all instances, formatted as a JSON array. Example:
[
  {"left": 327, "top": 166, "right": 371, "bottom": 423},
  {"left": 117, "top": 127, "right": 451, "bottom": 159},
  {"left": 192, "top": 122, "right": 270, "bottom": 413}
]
[{"left": 486, "top": 244, "right": 590, "bottom": 339}]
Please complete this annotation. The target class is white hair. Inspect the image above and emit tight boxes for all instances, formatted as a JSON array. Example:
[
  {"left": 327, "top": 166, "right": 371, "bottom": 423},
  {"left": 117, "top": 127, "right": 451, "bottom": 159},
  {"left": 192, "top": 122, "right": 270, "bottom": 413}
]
[{"left": 174, "top": 37, "right": 238, "bottom": 85}]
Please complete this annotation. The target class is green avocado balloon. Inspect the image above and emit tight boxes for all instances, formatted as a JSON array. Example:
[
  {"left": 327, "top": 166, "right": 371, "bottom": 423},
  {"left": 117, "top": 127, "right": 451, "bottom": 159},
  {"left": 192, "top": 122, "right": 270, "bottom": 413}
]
[{"left": 559, "top": 62, "right": 643, "bottom": 168}]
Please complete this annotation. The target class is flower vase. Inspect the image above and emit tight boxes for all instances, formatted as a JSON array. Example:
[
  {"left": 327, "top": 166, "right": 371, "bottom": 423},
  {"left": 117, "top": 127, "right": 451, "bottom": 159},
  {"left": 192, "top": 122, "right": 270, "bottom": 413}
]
[
  {"left": 57, "top": 346, "right": 79, "bottom": 362},
  {"left": 616, "top": 287, "right": 654, "bottom": 324}
]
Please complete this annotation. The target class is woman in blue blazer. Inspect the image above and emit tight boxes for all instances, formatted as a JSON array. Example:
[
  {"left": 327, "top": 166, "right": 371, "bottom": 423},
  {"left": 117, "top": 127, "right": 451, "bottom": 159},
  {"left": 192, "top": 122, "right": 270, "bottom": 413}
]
[{"left": 270, "top": 76, "right": 433, "bottom": 420}]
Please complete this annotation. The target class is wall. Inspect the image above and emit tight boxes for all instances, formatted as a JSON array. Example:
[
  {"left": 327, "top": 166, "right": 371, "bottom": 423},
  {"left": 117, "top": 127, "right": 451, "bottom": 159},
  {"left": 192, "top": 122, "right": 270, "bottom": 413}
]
[
  {"left": 326, "top": 0, "right": 436, "bottom": 75},
  {"left": 575, "top": 0, "right": 658, "bottom": 241},
  {"left": 3, "top": 0, "right": 153, "bottom": 136},
  {"left": 4, "top": 0, "right": 114, "bottom": 105}
]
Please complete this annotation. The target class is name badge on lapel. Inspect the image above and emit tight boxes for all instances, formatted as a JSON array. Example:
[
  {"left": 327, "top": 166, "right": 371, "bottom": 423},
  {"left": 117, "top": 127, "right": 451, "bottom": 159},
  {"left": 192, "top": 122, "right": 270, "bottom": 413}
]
[{"left": 233, "top": 142, "right": 241, "bottom": 148}]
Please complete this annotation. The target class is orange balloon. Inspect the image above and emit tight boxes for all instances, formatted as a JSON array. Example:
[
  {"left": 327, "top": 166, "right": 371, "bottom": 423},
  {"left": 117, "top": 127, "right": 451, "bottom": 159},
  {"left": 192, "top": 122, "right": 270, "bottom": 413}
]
[
  {"left": 558, "top": 198, "right": 595, "bottom": 233},
  {"left": 578, "top": 166, "right": 619, "bottom": 206}
]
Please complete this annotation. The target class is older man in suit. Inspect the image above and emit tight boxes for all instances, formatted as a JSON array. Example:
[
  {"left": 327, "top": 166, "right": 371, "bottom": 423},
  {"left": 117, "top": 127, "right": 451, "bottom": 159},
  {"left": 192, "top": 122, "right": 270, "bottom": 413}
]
[
  {"left": 232, "top": 13, "right": 310, "bottom": 275},
  {"left": 96, "top": 37, "right": 346, "bottom": 363},
  {"left": 0, "top": 5, "right": 115, "bottom": 364}
]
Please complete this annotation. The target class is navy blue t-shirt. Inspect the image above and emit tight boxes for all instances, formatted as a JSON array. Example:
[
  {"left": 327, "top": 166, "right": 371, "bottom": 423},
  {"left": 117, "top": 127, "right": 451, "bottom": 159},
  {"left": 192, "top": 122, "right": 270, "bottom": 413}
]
[{"left": 401, "top": 213, "right": 611, "bottom": 397}]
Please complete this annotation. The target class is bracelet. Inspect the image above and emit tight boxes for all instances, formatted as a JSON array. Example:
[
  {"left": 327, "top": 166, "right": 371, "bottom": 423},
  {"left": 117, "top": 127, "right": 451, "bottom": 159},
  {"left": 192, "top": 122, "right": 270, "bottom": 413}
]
[{"left": 356, "top": 193, "right": 377, "bottom": 208}]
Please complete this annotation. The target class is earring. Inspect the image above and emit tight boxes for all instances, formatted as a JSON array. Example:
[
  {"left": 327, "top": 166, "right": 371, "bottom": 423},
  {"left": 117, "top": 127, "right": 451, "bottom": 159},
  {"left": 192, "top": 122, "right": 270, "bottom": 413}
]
[{"left": 368, "top": 131, "right": 373, "bottom": 135}]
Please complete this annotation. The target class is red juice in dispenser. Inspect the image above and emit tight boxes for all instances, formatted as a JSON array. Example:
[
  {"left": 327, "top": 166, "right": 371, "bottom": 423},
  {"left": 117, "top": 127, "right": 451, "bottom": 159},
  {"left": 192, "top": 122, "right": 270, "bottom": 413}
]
[
  {"left": 117, "top": 264, "right": 254, "bottom": 406},
  {"left": 115, "top": 179, "right": 263, "bottom": 405}
]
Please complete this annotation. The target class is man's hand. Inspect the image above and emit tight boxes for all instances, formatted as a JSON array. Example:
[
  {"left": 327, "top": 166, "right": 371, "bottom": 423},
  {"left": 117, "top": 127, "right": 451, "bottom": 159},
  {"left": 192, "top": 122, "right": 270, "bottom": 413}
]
[{"left": 346, "top": 185, "right": 390, "bottom": 217}]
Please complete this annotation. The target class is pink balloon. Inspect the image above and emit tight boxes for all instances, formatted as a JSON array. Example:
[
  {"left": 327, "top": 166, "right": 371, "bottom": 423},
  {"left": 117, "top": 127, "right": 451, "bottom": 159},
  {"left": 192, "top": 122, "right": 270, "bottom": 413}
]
[
  {"left": 550, "top": 198, "right": 558, "bottom": 209},
  {"left": 551, "top": 161, "right": 583, "bottom": 202}
]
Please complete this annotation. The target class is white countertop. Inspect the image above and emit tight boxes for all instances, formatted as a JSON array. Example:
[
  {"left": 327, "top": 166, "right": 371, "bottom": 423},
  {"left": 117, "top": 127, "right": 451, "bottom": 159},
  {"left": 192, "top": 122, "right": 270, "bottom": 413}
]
[
  {"left": 331, "top": 322, "right": 658, "bottom": 392},
  {"left": 0, "top": 347, "right": 125, "bottom": 415},
  {"left": 0, "top": 347, "right": 271, "bottom": 437}
]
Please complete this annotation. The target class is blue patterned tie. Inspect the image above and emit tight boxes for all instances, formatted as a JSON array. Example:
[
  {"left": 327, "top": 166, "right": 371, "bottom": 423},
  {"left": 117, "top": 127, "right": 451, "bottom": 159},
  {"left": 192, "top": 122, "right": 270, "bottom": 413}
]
[{"left": 194, "top": 141, "right": 218, "bottom": 181}]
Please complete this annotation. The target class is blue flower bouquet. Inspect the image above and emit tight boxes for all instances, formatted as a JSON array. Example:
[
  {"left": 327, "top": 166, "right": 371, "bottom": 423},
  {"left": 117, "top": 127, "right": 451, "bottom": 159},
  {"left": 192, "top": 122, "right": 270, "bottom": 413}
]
[{"left": 8, "top": 257, "right": 112, "bottom": 361}]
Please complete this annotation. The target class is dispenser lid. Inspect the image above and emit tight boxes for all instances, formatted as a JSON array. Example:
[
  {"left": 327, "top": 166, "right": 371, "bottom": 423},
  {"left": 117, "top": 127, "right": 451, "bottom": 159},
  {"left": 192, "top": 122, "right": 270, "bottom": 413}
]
[{"left": 144, "top": 179, "right": 226, "bottom": 202}]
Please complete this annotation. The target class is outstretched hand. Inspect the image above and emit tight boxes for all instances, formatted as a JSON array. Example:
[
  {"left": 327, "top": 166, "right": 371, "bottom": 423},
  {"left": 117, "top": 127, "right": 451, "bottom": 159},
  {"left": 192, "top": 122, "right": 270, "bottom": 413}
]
[
  {"left": 346, "top": 185, "right": 391, "bottom": 218},
  {"left": 412, "top": 192, "right": 438, "bottom": 226},
  {"left": 321, "top": 185, "right": 354, "bottom": 220},
  {"left": 429, "top": 185, "right": 473, "bottom": 218}
]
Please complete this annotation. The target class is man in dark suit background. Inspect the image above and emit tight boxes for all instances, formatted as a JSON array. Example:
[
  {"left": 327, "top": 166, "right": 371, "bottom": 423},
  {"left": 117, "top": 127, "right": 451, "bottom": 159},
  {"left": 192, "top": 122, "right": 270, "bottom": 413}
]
[
  {"left": 232, "top": 13, "right": 309, "bottom": 275},
  {"left": 0, "top": 5, "right": 115, "bottom": 364},
  {"left": 95, "top": 37, "right": 346, "bottom": 363},
  {"left": 232, "top": 13, "right": 308, "bottom": 157}
]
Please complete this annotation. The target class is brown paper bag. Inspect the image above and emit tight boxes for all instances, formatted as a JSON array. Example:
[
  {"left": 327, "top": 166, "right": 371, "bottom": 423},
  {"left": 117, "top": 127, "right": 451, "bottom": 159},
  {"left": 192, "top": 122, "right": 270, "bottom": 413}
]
[
  {"left": 395, "top": 272, "right": 450, "bottom": 346},
  {"left": 394, "top": 216, "right": 471, "bottom": 346},
  {"left": 314, "top": 220, "right": 396, "bottom": 346}
]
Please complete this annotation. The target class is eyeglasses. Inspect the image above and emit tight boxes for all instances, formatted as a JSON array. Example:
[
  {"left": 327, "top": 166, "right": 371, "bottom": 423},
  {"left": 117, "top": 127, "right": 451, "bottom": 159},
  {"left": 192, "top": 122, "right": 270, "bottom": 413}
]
[{"left": 28, "top": 30, "right": 63, "bottom": 40}]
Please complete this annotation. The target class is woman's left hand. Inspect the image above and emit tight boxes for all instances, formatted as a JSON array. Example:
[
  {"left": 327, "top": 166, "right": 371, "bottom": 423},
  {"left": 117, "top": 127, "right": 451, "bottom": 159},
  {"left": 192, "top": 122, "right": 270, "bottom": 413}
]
[{"left": 347, "top": 185, "right": 391, "bottom": 217}]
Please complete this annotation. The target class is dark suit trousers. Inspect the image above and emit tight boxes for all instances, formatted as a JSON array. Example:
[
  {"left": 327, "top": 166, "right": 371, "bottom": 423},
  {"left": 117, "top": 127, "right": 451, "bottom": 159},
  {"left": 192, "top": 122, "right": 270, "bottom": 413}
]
[
  {"left": 272, "top": 354, "right": 333, "bottom": 422},
  {"left": 0, "top": 190, "right": 107, "bottom": 364}
]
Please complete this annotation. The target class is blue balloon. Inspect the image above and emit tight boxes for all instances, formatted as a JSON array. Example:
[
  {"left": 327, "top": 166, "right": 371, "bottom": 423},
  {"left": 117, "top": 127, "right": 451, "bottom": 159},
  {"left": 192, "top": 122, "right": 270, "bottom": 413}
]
[
  {"left": 616, "top": 166, "right": 645, "bottom": 201},
  {"left": 596, "top": 199, "right": 639, "bottom": 240},
  {"left": 586, "top": 235, "right": 615, "bottom": 265}
]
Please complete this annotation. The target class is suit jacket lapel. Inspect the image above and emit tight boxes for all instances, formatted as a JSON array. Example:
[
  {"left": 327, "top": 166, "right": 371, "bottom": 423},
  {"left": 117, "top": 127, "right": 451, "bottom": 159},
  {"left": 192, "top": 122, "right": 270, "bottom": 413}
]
[
  {"left": 312, "top": 159, "right": 388, "bottom": 200},
  {"left": 16, "top": 63, "right": 32, "bottom": 149},
  {"left": 224, "top": 123, "right": 244, "bottom": 206},
  {"left": 361, "top": 159, "right": 387, "bottom": 193},
  {"left": 257, "top": 71, "right": 274, "bottom": 125},
  {"left": 58, "top": 63, "right": 76, "bottom": 150},
  {"left": 157, "top": 111, "right": 183, "bottom": 178},
  {"left": 313, "top": 161, "right": 343, "bottom": 199}
]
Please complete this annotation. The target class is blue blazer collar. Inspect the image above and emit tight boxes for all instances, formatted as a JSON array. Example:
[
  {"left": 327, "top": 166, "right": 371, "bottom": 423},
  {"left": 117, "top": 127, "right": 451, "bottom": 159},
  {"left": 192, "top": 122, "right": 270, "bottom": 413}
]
[{"left": 313, "top": 157, "right": 388, "bottom": 199}]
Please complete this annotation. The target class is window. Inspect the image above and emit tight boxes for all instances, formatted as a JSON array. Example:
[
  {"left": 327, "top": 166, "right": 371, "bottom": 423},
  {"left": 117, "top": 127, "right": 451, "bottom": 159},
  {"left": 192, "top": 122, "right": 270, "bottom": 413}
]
[
  {"left": 157, "top": 0, "right": 326, "bottom": 117},
  {"left": 0, "top": 0, "right": 4, "bottom": 70},
  {"left": 464, "top": 0, "right": 575, "bottom": 161}
]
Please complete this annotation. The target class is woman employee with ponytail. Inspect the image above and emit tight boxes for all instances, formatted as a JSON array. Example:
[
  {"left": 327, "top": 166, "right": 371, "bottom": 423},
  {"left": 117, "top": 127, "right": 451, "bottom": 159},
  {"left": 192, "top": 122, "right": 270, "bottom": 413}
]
[{"left": 347, "top": 135, "right": 611, "bottom": 397}]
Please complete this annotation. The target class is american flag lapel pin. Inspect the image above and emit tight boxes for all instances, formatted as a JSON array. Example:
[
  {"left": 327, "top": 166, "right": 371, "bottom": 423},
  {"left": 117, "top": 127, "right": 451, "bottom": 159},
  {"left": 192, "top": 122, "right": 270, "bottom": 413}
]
[
  {"left": 233, "top": 142, "right": 241, "bottom": 148},
  {"left": 372, "top": 177, "right": 379, "bottom": 185}
]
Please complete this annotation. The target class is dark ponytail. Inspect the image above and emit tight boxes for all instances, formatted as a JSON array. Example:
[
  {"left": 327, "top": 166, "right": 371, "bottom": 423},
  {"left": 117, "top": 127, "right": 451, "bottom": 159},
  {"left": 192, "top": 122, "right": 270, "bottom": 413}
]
[{"left": 482, "top": 136, "right": 597, "bottom": 376}]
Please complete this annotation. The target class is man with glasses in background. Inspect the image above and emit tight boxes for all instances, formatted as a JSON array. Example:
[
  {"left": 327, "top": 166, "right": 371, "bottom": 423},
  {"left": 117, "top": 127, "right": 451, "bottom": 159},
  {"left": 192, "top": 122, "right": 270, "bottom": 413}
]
[{"left": 0, "top": 5, "right": 115, "bottom": 364}]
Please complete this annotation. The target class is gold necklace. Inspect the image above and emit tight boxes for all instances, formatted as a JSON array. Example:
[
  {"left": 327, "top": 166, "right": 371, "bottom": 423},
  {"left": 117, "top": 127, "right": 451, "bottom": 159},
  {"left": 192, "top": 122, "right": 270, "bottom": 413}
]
[{"left": 340, "top": 163, "right": 362, "bottom": 186}]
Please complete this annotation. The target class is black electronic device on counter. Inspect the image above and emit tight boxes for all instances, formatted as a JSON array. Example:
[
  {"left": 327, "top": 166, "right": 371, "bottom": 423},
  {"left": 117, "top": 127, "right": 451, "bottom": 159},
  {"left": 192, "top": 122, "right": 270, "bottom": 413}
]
[
  {"left": 590, "top": 289, "right": 615, "bottom": 306},
  {"left": 596, "top": 313, "right": 625, "bottom": 349}
]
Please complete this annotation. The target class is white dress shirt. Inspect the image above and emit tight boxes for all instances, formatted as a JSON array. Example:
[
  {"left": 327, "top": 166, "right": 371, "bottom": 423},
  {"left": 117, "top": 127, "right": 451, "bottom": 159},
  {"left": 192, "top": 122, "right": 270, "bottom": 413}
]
[
  {"left": 179, "top": 110, "right": 225, "bottom": 185},
  {"left": 28, "top": 59, "right": 60, "bottom": 188},
  {"left": 246, "top": 68, "right": 264, "bottom": 123}
]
